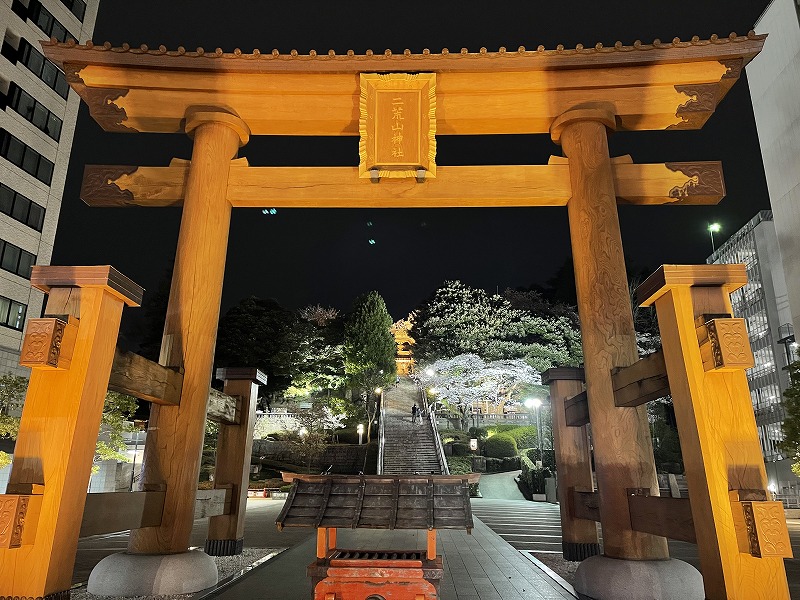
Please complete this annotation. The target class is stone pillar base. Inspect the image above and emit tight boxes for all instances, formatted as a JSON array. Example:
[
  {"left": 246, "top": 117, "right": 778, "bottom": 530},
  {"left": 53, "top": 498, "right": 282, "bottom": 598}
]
[
  {"left": 574, "top": 555, "right": 704, "bottom": 600},
  {"left": 87, "top": 549, "right": 218, "bottom": 596}
]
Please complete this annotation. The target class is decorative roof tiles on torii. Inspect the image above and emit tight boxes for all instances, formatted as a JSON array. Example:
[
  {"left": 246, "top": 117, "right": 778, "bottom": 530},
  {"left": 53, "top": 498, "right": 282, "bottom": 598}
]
[
  {"left": 44, "top": 33, "right": 763, "bottom": 135},
  {"left": 43, "top": 33, "right": 762, "bottom": 209}
]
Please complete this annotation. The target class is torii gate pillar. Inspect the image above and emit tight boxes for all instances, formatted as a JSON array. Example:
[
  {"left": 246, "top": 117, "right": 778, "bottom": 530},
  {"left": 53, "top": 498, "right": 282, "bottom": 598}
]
[
  {"left": 89, "top": 108, "right": 249, "bottom": 597},
  {"left": 552, "top": 107, "right": 703, "bottom": 599}
]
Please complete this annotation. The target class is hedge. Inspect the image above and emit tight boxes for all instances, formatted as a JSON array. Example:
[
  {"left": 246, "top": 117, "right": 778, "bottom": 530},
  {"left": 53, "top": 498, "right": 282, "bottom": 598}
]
[
  {"left": 445, "top": 456, "right": 480, "bottom": 497},
  {"left": 484, "top": 433, "right": 518, "bottom": 458},
  {"left": 484, "top": 456, "right": 521, "bottom": 472},
  {"left": 522, "top": 447, "right": 556, "bottom": 471},
  {"left": 520, "top": 451, "right": 553, "bottom": 494},
  {"left": 452, "top": 442, "right": 470, "bottom": 456},
  {"left": 506, "top": 425, "right": 538, "bottom": 449}
]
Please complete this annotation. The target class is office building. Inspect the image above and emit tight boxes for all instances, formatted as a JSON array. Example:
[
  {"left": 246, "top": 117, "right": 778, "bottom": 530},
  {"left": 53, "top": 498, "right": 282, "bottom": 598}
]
[
  {"left": 708, "top": 211, "right": 797, "bottom": 490},
  {"left": 0, "top": 0, "right": 99, "bottom": 376}
]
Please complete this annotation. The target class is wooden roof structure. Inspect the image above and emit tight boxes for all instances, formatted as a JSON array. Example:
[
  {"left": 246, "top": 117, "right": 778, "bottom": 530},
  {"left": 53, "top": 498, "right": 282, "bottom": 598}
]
[
  {"left": 43, "top": 33, "right": 765, "bottom": 136},
  {"left": 276, "top": 474, "right": 479, "bottom": 532}
]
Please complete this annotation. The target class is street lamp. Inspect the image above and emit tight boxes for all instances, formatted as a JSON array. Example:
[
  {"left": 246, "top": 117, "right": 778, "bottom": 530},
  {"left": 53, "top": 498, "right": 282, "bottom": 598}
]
[
  {"left": 708, "top": 222, "right": 721, "bottom": 252},
  {"left": 357, "top": 423, "right": 364, "bottom": 445},
  {"left": 524, "top": 397, "right": 543, "bottom": 453}
]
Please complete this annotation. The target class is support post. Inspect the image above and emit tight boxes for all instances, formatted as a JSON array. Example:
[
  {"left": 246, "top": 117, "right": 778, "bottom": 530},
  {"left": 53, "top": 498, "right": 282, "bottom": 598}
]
[
  {"left": 542, "top": 368, "right": 599, "bottom": 561},
  {"left": 0, "top": 266, "right": 141, "bottom": 599},
  {"left": 205, "top": 368, "right": 266, "bottom": 556},
  {"left": 552, "top": 107, "right": 668, "bottom": 561},
  {"left": 638, "top": 264, "right": 791, "bottom": 599},
  {"left": 128, "top": 108, "right": 249, "bottom": 556}
]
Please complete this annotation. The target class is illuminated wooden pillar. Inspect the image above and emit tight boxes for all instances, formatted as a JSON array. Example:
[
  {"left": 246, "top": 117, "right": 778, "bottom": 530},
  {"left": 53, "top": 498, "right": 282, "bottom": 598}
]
[
  {"left": 205, "top": 368, "right": 266, "bottom": 556},
  {"left": 552, "top": 107, "right": 668, "bottom": 560},
  {"left": 129, "top": 109, "right": 249, "bottom": 554},
  {"left": 638, "top": 265, "right": 791, "bottom": 599},
  {"left": 542, "top": 368, "right": 599, "bottom": 561},
  {"left": 0, "top": 266, "right": 142, "bottom": 599}
]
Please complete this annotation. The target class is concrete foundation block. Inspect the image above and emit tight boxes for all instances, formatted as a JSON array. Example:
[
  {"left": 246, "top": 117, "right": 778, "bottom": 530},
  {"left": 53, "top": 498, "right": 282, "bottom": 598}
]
[
  {"left": 87, "top": 549, "right": 218, "bottom": 596},
  {"left": 574, "top": 555, "right": 704, "bottom": 600}
]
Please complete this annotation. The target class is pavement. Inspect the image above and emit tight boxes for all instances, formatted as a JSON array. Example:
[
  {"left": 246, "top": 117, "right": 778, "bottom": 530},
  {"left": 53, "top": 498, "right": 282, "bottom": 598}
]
[{"left": 206, "top": 499, "right": 577, "bottom": 600}]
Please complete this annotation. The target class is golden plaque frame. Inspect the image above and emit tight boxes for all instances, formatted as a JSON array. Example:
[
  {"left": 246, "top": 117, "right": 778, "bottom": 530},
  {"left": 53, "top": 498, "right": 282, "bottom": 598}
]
[{"left": 359, "top": 73, "right": 436, "bottom": 179}]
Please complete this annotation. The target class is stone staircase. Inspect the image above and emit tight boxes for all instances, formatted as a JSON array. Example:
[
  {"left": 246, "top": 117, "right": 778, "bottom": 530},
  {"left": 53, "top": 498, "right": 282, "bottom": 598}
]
[{"left": 381, "top": 378, "right": 444, "bottom": 475}]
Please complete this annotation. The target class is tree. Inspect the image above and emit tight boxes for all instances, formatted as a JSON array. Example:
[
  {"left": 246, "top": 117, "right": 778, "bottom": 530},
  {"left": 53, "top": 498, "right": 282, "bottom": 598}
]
[
  {"left": 0, "top": 374, "right": 137, "bottom": 470},
  {"left": 411, "top": 280, "right": 582, "bottom": 369},
  {"left": 343, "top": 291, "right": 395, "bottom": 441},
  {"left": 415, "top": 354, "right": 543, "bottom": 430},
  {"left": 781, "top": 361, "right": 800, "bottom": 476}
]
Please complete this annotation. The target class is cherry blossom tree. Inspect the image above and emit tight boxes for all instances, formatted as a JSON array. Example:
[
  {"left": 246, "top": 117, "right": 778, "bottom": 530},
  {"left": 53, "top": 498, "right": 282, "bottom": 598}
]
[{"left": 414, "top": 354, "right": 544, "bottom": 430}]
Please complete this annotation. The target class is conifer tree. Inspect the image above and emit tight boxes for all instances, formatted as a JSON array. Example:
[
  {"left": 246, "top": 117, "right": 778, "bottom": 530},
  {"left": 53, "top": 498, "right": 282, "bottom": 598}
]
[{"left": 344, "top": 291, "right": 395, "bottom": 441}]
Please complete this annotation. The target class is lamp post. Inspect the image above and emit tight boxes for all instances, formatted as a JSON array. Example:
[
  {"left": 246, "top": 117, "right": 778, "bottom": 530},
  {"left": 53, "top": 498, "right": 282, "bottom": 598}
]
[
  {"left": 708, "top": 222, "right": 721, "bottom": 253},
  {"left": 524, "top": 397, "right": 543, "bottom": 453},
  {"left": 357, "top": 423, "right": 364, "bottom": 445}
]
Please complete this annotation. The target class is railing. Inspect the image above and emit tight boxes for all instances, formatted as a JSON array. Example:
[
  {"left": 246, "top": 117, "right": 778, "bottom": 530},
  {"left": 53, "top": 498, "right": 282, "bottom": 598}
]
[
  {"left": 420, "top": 386, "right": 449, "bottom": 475},
  {"left": 377, "top": 390, "right": 386, "bottom": 475},
  {"left": 429, "top": 409, "right": 449, "bottom": 475}
]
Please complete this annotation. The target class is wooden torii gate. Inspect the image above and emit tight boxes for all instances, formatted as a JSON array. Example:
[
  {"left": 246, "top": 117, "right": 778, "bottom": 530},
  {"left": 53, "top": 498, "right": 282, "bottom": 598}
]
[{"left": 0, "top": 31, "right": 786, "bottom": 599}]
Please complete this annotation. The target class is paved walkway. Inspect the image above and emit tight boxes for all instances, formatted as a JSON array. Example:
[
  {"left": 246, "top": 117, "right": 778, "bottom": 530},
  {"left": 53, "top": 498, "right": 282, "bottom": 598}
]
[{"left": 209, "top": 500, "right": 576, "bottom": 600}]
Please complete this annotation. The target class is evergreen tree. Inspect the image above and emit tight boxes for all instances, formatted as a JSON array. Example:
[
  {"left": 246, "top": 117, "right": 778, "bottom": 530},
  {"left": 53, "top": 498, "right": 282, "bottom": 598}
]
[{"left": 343, "top": 291, "right": 395, "bottom": 441}]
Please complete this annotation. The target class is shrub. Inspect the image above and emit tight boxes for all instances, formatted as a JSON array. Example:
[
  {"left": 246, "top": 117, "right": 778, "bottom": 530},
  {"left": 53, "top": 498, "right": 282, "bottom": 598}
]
[
  {"left": 484, "top": 433, "right": 518, "bottom": 458},
  {"left": 484, "top": 456, "right": 521, "bottom": 473},
  {"left": 445, "top": 456, "right": 480, "bottom": 497},
  {"left": 493, "top": 424, "right": 520, "bottom": 434},
  {"left": 468, "top": 426, "right": 489, "bottom": 440},
  {"left": 440, "top": 429, "right": 470, "bottom": 444},
  {"left": 523, "top": 447, "right": 556, "bottom": 471},
  {"left": 446, "top": 455, "right": 473, "bottom": 474},
  {"left": 452, "top": 442, "right": 470, "bottom": 456},
  {"left": 506, "top": 425, "right": 538, "bottom": 449},
  {"left": 279, "top": 484, "right": 293, "bottom": 492}
]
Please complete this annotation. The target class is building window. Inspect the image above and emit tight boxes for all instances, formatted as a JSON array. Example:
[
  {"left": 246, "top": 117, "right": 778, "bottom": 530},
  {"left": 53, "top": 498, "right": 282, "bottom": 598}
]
[
  {"left": 59, "top": 0, "right": 86, "bottom": 21},
  {"left": 0, "top": 129, "right": 54, "bottom": 185},
  {"left": 7, "top": 83, "right": 63, "bottom": 141},
  {"left": 17, "top": 39, "right": 70, "bottom": 99},
  {"left": 25, "top": 1, "right": 77, "bottom": 43},
  {"left": 0, "top": 239, "right": 36, "bottom": 279},
  {"left": 0, "top": 183, "right": 45, "bottom": 231},
  {"left": 0, "top": 295, "right": 27, "bottom": 331}
]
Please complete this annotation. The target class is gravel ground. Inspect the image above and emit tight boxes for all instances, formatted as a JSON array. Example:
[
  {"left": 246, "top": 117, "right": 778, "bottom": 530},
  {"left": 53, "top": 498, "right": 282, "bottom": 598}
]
[
  {"left": 69, "top": 548, "right": 284, "bottom": 600},
  {"left": 531, "top": 552, "right": 579, "bottom": 586}
]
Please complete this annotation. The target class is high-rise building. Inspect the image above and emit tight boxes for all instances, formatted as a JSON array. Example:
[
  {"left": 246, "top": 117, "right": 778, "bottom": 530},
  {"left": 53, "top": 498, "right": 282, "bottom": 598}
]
[
  {"left": 0, "top": 0, "right": 99, "bottom": 376},
  {"left": 748, "top": 0, "right": 800, "bottom": 341},
  {"left": 707, "top": 211, "right": 798, "bottom": 491}
]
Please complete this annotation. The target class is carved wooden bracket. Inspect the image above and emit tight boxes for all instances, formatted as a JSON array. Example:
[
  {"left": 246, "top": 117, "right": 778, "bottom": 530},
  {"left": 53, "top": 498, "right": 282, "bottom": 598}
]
[
  {"left": 730, "top": 490, "right": 792, "bottom": 558},
  {"left": 19, "top": 316, "right": 78, "bottom": 370},
  {"left": 696, "top": 317, "right": 754, "bottom": 371},
  {"left": 0, "top": 494, "right": 42, "bottom": 548}
]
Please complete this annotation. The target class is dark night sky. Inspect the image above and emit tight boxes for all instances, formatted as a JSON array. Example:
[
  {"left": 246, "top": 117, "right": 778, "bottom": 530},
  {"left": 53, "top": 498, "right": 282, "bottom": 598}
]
[{"left": 51, "top": 1, "right": 774, "bottom": 345}]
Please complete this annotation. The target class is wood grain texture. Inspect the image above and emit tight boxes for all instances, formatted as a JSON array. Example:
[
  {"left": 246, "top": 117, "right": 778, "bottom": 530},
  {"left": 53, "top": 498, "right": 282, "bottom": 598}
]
[
  {"left": 0, "top": 283, "right": 128, "bottom": 598},
  {"left": 546, "top": 374, "right": 599, "bottom": 554},
  {"left": 564, "top": 391, "right": 589, "bottom": 427},
  {"left": 652, "top": 281, "right": 790, "bottom": 599},
  {"left": 108, "top": 347, "right": 182, "bottom": 405},
  {"left": 206, "top": 377, "right": 258, "bottom": 548},
  {"left": 627, "top": 495, "right": 696, "bottom": 543},
  {"left": 611, "top": 350, "right": 670, "bottom": 407},
  {"left": 571, "top": 490, "right": 601, "bottom": 522},
  {"left": 81, "top": 162, "right": 726, "bottom": 208},
  {"left": 30, "top": 265, "right": 143, "bottom": 307},
  {"left": 206, "top": 388, "right": 239, "bottom": 425},
  {"left": 79, "top": 491, "right": 165, "bottom": 537},
  {"left": 128, "top": 111, "right": 245, "bottom": 555},
  {"left": 42, "top": 36, "right": 765, "bottom": 135},
  {"left": 562, "top": 114, "right": 667, "bottom": 560}
]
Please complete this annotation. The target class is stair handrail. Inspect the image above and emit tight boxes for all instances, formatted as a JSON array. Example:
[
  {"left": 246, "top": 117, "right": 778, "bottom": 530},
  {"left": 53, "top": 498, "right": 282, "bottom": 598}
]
[
  {"left": 377, "top": 388, "right": 386, "bottom": 475},
  {"left": 422, "top": 386, "right": 449, "bottom": 475}
]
